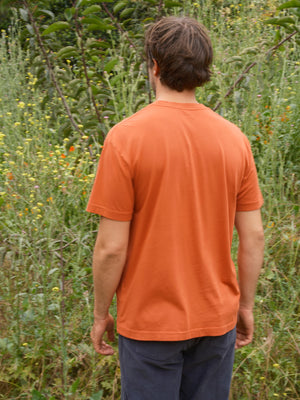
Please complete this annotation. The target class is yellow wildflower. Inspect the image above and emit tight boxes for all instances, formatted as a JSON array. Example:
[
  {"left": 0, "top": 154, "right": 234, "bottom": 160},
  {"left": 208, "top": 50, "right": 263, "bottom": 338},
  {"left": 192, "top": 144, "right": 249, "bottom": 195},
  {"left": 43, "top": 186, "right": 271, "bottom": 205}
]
[{"left": 18, "top": 101, "right": 25, "bottom": 109}]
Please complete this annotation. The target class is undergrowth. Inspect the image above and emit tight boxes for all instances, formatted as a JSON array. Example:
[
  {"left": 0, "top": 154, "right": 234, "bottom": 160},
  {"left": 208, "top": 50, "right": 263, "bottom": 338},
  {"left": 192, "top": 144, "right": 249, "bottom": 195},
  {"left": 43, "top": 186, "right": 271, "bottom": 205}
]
[{"left": 0, "top": 1, "right": 299, "bottom": 399}]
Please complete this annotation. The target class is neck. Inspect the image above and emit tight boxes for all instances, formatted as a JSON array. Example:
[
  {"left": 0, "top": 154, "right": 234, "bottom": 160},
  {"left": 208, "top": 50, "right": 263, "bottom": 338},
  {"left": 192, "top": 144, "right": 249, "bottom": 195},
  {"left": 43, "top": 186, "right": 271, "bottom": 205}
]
[{"left": 155, "top": 81, "right": 197, "bottom": 104}]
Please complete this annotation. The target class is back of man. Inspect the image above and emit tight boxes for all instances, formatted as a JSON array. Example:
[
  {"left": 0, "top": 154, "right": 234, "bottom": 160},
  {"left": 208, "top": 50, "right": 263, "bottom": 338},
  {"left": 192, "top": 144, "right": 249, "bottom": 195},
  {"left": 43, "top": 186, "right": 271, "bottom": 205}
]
[
  {"left": 88, "top": 100, "right": 262, "bottom": 341},
  {"left": 87, "top": 16, "right": 264, "bottom": 400}
]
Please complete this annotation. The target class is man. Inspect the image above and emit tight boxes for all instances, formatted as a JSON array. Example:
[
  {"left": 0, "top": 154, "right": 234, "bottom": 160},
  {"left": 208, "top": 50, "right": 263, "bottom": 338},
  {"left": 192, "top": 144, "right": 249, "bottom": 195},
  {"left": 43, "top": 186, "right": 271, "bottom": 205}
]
[{"left": 86, "top": 16, "right": 264, "bottom": 400}]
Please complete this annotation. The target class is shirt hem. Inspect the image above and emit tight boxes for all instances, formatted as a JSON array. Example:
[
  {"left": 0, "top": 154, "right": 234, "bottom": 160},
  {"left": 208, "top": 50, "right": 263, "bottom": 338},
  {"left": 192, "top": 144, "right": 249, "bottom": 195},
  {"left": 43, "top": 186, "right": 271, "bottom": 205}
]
[{"left": 117, "top": 320, "right": 237, "bottom": 341}]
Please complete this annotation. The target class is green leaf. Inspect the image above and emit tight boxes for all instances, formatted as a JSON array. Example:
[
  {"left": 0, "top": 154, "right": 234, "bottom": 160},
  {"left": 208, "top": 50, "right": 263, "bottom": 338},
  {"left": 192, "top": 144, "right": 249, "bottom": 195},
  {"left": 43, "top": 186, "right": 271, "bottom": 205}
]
[
  {"left": 91, "top": 84, "right": 102, "bottom": 95},
  {"left": 164, "top": 1, "right": 182, "bottom": 7},
  {"left": 89, "top": 390, "right": 103, "bottom": 400},
  {"left": 143, "top": 17, "right": 155, "bottom": 23},
  {"left": 120, "top": 7, "right": 135, "bottom": 19},
  {"left": 86, "top": 38, "right": 110, "bottom": 49},
  {"left": 57, "top": 46, "right": 79, "bottom": 59},
  {"left": 33, "top": 8, "right": 55, "bottom": 19},
  {"left": 65, "top": 8, "right": 76, "bottom": 21},
  {"left": 134, "top": 98, "right": 146, "bottom": 112},
  {"left": 87, "top": 24, "right": 114, "bottom": 32},
  {"left": 19, "top": 8, "right": 28, "bottom": 22},
  {"left": 26, "top": 24, "right": 34, "bottom": 35},
  {"left": 48, "top": 268, "right": 59, "bottom": 276},
  {"left": 42, "top": 22, "right": 71, "bottom": 36},
  {"left": 47, "top": 303, "right": 59, "bottom": 311},
  {"left": 81, "top": 0, "right": 112, "bottom": 5},
  {"left": 292, "top": 8, "right": 300, "bottom": 16},
  {"left": 104, "top": 58, "right": 119, "bottom": 73},
  {"left": 70, "top": 378, "right": 80, "bottom": 394},
  {"left": 275, "top": 29, "right": 282, "bottom": 42},
  {"left": 225, "top": 56, "right": 243, "bottom": 63},
  {"left": 110, "top": 71, "right": 127, "bottom": 85},
  {"left": 69, "top": 78, "right": 83, "bottom": 89},
  {"left": 82, "top": 5, "right": 102, "bottom": 15},
  {"left": 278, "top": 0, "right": 300, "bottom": 9},
  {"left": 0, "top": 338, "right": 9, "bottom": 350},
  {"left": 240, "top": 46, "right": 259, "bottom": 55},
  {"left": 113, "top": 1, "right": 128, "bottom": 14},
  {"left": 39, "top": 9, "right": 55, "bottom": 19},
  {"left": 81, "top": 17, "right": 114, "bottom": 30},
  {"left": 32, "top": 390, "right": 47, "bottom": 400},
  {"left": 264, "top": 17, "right": 295, "bottom": 26},
  {"left": 87, "top": 70, "right": 95, "bottom": 78}
]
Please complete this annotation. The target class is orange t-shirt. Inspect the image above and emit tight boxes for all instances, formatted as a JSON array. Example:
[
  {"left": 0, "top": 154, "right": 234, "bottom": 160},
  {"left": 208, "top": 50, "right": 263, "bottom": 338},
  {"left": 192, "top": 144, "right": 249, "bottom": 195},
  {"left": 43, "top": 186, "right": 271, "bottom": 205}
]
[{"left": 87, "top": 101, "right": 263, "bottom": 341}]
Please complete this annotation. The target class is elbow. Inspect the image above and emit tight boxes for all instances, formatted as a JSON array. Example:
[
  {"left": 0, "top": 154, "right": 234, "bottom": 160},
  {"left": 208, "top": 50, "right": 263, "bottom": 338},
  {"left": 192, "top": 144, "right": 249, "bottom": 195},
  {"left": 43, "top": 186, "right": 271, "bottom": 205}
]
[
  {"left": 256, "top": 228, "right": 265, "bottom": 249},
  {"left": 251, "top": 228, "right": 265, "bottom": 249},
  {"left": 93, "top": 241, "right": 128, "bottom": 263},
  {"left": 241, "top": 229, "right": 265, "bottom": 252}
]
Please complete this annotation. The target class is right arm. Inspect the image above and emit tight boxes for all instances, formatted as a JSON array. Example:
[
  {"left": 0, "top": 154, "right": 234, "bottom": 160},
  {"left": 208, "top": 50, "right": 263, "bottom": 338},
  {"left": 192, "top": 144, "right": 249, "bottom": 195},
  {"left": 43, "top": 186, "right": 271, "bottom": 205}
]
[
  {"left": 234, "top": 209, "right": 265, "bottom": 349},
  {"left": 91, "top": 217, "right": 130, "bottom": 355}
]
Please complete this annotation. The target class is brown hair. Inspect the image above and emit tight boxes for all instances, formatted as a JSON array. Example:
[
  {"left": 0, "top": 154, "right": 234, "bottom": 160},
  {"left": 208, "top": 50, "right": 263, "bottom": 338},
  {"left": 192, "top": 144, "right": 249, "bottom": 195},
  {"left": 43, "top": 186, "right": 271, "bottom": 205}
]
[{"left": 144, "top": 16, "right": 213, "bottom": 92}]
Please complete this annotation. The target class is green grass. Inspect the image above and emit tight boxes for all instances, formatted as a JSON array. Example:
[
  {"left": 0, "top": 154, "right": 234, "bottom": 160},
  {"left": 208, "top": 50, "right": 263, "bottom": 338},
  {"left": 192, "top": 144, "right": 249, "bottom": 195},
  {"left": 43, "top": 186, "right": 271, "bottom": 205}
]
[{"left": 0, "top": 1, "right": 299, "bottom": 399}]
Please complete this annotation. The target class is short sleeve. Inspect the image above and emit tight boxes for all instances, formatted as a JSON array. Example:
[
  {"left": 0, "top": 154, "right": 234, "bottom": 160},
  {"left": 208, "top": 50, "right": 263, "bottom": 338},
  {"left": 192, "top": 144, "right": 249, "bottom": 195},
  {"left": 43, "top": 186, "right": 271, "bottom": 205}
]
[
  {"left": 86, "top": 135, "right": 134, "bottom": 221},
  {"left": 236, "top": 139, "right": 264, "bottom": 211}
]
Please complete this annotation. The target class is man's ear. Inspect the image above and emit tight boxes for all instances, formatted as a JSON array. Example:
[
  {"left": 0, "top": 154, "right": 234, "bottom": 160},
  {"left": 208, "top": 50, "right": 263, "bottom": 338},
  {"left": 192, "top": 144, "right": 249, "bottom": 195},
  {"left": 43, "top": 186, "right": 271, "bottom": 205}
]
[{"left": 153, "top": 59, "right": 160, "bottom": 77}]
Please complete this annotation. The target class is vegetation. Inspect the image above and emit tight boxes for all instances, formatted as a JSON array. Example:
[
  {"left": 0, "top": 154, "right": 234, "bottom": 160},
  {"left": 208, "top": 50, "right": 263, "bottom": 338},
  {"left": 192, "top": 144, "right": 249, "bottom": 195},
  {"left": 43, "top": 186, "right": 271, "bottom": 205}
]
[{"left": 0, "top": 0, "right": 299, "bottom": 399}]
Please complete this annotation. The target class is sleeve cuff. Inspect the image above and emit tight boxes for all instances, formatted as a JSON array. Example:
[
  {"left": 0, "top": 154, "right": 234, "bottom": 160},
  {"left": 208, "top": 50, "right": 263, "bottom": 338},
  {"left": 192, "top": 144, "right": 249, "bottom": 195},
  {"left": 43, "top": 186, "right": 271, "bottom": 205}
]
[{"left": 86, "top": 203, "right": 132, "bottom": 221}]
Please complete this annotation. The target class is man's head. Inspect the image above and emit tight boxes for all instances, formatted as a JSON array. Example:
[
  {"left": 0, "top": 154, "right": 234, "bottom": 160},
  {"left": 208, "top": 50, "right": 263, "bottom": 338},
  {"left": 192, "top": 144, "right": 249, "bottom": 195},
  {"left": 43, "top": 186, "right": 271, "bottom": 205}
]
[{"left": 145, "top": 16, "right": 213, "bottom": 93}]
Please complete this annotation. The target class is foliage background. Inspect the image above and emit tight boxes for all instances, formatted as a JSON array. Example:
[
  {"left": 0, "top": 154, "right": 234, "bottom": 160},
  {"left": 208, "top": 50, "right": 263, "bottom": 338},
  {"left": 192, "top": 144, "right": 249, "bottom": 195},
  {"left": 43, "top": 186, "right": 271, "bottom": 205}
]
[{"left": 0, "top": 0, "right": 299, "bottom": 399}]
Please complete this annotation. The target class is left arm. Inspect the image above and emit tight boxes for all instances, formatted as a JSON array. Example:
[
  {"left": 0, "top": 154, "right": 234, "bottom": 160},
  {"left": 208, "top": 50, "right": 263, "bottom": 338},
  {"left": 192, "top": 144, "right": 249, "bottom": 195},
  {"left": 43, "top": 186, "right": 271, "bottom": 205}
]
[{"left": 90, "top": 217, "right": 130, "bottom": 355}]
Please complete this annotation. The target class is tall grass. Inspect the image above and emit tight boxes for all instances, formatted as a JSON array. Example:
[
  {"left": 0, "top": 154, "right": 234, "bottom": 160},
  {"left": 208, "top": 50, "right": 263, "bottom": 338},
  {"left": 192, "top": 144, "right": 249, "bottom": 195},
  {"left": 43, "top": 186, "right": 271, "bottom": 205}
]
[
  {"left": 0, "top": 1, "right": 299, "bottom": 399},
  {"left": 0, "top": 29, "right": 110, "bottom": 399}
]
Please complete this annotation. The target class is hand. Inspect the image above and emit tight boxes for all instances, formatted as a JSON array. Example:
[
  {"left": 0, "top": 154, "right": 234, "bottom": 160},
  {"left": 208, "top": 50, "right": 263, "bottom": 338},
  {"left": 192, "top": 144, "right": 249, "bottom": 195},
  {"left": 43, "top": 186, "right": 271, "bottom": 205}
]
[
  {"left": 90, "top": 313, "right": 115, "bottom": 355},
  {"left": 235, "top": 308, "right": 254, "bottom": 349}
]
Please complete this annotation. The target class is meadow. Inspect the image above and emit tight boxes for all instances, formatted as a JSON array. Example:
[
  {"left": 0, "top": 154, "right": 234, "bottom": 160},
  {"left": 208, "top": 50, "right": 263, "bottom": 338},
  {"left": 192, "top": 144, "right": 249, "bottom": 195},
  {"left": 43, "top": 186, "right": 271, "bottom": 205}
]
[{"left": 0, "top": 0, "right": 299, "bottom": 399}]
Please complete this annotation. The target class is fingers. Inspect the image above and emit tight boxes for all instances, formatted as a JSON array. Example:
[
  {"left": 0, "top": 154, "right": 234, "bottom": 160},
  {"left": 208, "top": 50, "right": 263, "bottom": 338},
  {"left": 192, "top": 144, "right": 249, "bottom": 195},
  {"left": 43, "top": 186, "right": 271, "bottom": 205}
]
[
  {"left": 91, "top": 330, "right": 115, "bottom": 355},
  {"left": 90, "top": 315, "right": 115, "bottom": 356},
  {"left": 92, "top": 338, "right": 114, "bottom": 355},
  {"left": 235, "top": 337, "right": 252, "bottom": 349},
  {"left": 235, "top": 331, "right": 253, "bottom": 349},
  {"left": 97, "top": 340, "right": 115, "bottom": 355},
  {"left": 235, "top": 308, "right": 254, "bottom": 349}
]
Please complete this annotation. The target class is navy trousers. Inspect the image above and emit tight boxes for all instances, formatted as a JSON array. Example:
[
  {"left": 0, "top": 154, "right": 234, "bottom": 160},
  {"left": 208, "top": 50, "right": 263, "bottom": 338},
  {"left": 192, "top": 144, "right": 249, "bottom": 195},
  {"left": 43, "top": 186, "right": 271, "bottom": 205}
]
[{"left": 118, "top": 328, "right": 236, "bottom": 400}]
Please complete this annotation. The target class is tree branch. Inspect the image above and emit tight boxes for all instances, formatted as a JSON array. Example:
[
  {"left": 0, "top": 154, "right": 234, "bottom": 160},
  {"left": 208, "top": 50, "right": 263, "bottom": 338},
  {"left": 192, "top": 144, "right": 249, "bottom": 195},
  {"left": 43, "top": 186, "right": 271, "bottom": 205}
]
[
  {"left": 100, "top": 2, "right": 136, "bottom": 49},
  {"left": 24, "top": 0, "right": 95, "bottom": 159},
  {"left": 213, "top": 30, "right": 298, "bottom": 112},
  {"left": 74, "top": 9, "right": 104, "bottom": 143},
  {"left": 158, "top": 0, "right": 164, "bottom": 16}
]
